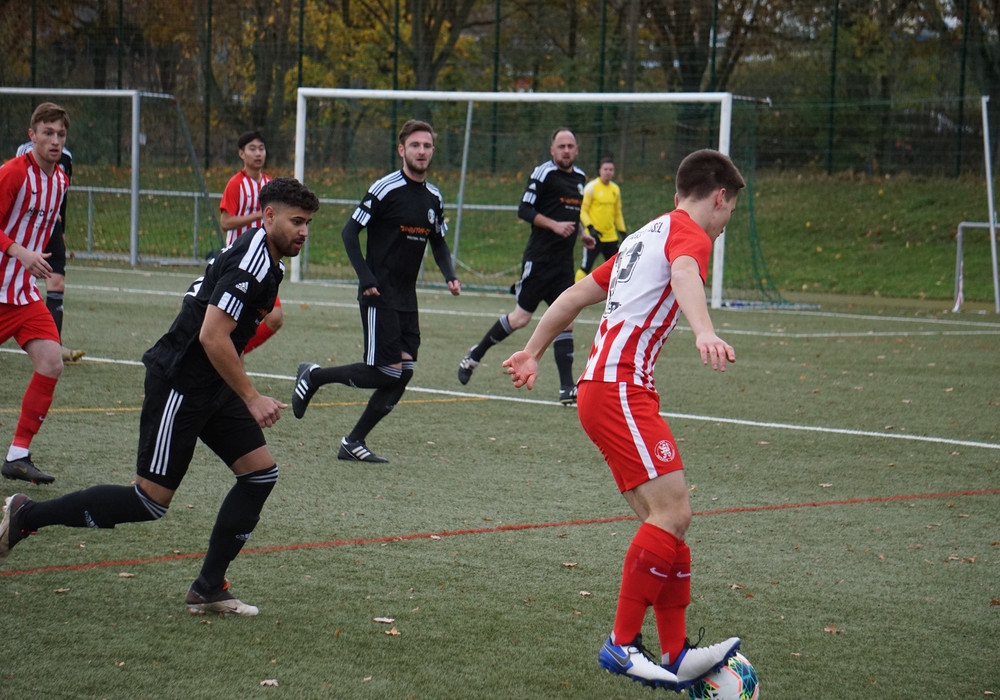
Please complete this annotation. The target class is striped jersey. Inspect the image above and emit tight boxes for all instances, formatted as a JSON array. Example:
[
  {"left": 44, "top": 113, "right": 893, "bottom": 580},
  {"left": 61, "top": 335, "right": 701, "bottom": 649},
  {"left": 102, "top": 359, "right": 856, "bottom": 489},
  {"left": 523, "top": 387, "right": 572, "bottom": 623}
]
[
  {"left": 0, "top": 151, "right": 70, "bottom": 305},
  {"left": 580, "top": 209, "right": 711, "bottom": 391},
  {"left": 220, "top": 170, "right": 272, "bottom": 246},
  {"left": 142, "top": 227, "right": 283, "bottom": 391}
]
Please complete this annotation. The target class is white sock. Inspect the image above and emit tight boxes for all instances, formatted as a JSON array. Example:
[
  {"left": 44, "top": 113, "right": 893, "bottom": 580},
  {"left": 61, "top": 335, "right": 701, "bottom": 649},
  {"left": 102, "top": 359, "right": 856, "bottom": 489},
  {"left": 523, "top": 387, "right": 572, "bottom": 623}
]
[{"left": 6, "top": 445, "right": 30, "bottom": 462}]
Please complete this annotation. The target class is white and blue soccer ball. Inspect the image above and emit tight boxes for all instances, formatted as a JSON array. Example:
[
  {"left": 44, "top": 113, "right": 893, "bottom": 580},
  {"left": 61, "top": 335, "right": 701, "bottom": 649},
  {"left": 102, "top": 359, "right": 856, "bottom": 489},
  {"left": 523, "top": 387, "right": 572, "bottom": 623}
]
[{"left": 686, "top": 652, "right": 760, "bottom": 700}]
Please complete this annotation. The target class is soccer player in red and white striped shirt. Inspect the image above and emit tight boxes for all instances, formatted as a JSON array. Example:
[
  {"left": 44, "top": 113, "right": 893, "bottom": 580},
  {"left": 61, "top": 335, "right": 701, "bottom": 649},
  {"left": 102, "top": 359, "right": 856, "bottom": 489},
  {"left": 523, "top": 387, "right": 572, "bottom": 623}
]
[
  {"left": 0, "top": 103, "right": 72, "bottom": 485},
  {"left": 220, "top": 130, "right": 278, "bottom": 353},
  {"left": 503, "top": 150, "right": 746, "bottom": 691}
]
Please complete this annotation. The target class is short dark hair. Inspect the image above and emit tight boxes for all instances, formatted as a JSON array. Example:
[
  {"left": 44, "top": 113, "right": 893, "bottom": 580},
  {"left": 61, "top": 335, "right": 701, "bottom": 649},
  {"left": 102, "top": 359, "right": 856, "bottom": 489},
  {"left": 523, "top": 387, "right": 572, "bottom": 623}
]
[
  {"left": 600, "top": 156, "right": 615, "bottom": 166},
  {"left": 675, "top": 149, "right": 745, "bottom": 201},
  {"left": 238, "top": 130, "right": 265, "bottom": 150},
  {"left": 259, "top": 177, "right": 320, "bottom": 213},
  {"left": 30, "top": 102, "right": 70, "bottom": 131},
  {"left": 398, "top": 119, "right": 435, "bottom": 145}
]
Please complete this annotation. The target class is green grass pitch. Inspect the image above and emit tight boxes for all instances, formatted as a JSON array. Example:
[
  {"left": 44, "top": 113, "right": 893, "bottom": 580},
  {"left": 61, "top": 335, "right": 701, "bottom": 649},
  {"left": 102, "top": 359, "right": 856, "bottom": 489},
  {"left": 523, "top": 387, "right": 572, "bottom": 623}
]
[{"left": 1, "top": 266, "right": 998, "bottom": 698}]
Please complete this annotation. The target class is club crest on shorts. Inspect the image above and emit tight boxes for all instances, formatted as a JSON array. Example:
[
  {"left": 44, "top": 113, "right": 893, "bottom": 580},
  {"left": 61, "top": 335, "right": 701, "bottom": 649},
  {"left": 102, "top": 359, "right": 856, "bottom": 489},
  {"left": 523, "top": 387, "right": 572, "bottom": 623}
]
[{"left": 654, "top": 440, "right": 676, "bottom": 462}]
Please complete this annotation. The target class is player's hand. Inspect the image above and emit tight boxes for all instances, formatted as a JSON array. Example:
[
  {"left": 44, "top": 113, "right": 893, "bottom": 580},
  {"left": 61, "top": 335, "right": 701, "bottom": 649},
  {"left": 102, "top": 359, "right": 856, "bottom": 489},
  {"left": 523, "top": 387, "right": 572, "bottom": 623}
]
[
  {"left": 13, "top": 246, "right": 53, "bottom": 279},
  {"left": 362, "top": 286, "right": 380, "bottom": 297},
  {"left": 551, "top": 221, "right": 577, "bottom": 238},
  {"left": 502, "top": 351, "right": 539, "bottom": 390},
  {"left": 247, "top": 395, "right": 287, "bottom": 428},
  {"left": 447, "top": 279, "right": 461, "bottom": 296},
  {"left": 695, "top": 333, "right": 735, "bottom": 371},
  {"left": 581, "top": 233, "right": 597, "bottom": 250}
]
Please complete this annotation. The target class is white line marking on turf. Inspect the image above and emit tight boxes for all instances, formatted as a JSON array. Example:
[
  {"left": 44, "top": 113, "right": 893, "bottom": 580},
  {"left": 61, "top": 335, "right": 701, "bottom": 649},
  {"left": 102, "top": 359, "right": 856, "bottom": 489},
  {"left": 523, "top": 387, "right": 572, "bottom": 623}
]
[{"left": 5, "top": 346, "right": 995, "bottom": 451}]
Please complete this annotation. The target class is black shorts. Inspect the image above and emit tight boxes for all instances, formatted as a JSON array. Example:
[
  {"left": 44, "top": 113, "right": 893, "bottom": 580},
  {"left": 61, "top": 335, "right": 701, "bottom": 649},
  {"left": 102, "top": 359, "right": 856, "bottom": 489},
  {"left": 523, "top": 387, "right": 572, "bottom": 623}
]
[
  {"left": 44, "top": 228, "right": 66, "bottom": 276},
  {"left": 512, "top": 257, "right": 575, "bottom": 313},
  {"left": 360, "top": 300, "right": 420, "bottom": 366},
  {"left": 135, "top": 371, "right": 266, "bottom": 491}
]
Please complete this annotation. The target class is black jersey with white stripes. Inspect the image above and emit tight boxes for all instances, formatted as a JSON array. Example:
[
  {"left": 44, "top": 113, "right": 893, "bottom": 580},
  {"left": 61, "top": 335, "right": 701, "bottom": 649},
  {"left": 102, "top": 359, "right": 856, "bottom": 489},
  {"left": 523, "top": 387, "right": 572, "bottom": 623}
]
[
  {"left": 346, "top": 169, "right": 447, "bottom": 311},
  {"left": 518, "top": 160, "right": 586, "bottom": 262},
  {"left": 142, "top": 228, "right": 283, "bottom": 390}
]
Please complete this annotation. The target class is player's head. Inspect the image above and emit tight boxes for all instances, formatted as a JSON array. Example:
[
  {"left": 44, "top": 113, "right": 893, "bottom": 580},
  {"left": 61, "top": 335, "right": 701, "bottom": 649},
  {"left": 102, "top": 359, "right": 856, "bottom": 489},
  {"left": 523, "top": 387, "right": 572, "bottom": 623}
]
[
  {"left": 397, "top": 119, "right": 435, "bottom": 180},
  {"left": 675, "top": 149, "right": 745, "bottom": 237},
  {"left": 675, "top": 149, "right": 744, "bottom": 202},
  {"left": 549, "top": 128, "right": 578, "bottom": 171},
  {"left": 259, "top": 177, "right": 320, "bottom": 258},
  {"left": 237, "top": 130, "right": 266, "bottom": 171},
  {"left": 28, "top": 103, "right": 69, "bottom": 171},
  {"left": 598, "top": 156, "right": 615, "bottom": 183},
  {"left": 30, "top": 103, "right": 70, "bottom": 132}
]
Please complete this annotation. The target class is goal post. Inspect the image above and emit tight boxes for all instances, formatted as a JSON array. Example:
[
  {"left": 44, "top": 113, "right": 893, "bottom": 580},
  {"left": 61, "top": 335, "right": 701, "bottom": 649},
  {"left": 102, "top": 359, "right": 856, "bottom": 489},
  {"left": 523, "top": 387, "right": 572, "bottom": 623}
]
[
  {"left": 293, "top": 87, "right": 736, "bottom": 308},
  {"left": 0, "top": 87, "right": 220, "bottom": 266}
]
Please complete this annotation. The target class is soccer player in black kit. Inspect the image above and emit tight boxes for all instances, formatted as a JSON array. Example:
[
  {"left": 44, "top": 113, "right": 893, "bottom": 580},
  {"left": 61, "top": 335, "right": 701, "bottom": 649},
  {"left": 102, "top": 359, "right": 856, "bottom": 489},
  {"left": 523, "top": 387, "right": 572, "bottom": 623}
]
[
  {"left": 457, "top": 128, "right": 595, "bottom": 404},
  {"left": 292, "top": 119, "right": 461, "bottom": 463},
  {"left": 0, "top": 177, "right": 320, "bottom": 616}
]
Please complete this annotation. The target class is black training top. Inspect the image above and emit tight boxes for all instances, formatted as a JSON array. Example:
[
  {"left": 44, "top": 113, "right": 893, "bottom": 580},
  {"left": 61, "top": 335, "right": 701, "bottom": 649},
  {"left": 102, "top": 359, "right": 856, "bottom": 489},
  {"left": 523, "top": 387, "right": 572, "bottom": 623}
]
[
  {"left": 142, "top": 228, "right": 282, "bottom": 392},
  {"left": 342, "top": 169, "right": 455, "bottom": 311},
  {"left": 517, "top": 160, "right": 586, "bottom": 261}
]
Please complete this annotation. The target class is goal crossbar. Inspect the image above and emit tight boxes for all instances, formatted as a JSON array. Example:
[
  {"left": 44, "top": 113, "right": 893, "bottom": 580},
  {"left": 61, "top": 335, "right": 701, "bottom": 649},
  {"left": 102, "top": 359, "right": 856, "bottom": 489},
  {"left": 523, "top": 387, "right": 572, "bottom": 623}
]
[{"left": 293, "top": 88, "right": 734, "bottom": 306}]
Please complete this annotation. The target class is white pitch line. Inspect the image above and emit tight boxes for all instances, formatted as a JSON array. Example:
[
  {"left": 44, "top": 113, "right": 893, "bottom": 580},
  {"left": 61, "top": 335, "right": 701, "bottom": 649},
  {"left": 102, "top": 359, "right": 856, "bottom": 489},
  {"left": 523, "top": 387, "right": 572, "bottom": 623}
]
[
  {"left": 69, "top": 283, "right": 1000, "bottom": 335},
  {"left": 7, "top": 347, "right": 993, "bottom": 452}
]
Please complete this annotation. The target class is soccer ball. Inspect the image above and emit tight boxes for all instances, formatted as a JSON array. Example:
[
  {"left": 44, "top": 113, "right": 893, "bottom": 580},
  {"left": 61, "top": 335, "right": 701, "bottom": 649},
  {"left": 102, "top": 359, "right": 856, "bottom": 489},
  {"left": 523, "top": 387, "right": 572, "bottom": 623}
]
[{"left": 686, "top": 652, "right": 759, "bottom": 700}]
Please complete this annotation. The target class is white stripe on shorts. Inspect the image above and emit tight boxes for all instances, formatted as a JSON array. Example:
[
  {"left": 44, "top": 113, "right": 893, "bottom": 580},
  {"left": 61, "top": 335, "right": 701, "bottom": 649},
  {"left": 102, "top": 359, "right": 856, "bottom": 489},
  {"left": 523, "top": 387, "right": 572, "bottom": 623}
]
[
  {"left": 618, "top": 382, "right": 658, "bottom": 481},
  {"left": 150, "top": 389, "right": 183, "bottom": 476}
]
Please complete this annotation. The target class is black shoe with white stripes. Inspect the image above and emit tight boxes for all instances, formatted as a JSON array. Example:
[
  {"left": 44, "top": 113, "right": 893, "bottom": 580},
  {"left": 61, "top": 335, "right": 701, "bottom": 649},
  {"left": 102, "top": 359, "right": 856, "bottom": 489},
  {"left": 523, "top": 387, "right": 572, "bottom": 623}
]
[
  {"left": 292, "top": 362, "right": 320, "bottom": 419},
  {"left": 337, "top": 437, "right": 388, "bottom": 463}
]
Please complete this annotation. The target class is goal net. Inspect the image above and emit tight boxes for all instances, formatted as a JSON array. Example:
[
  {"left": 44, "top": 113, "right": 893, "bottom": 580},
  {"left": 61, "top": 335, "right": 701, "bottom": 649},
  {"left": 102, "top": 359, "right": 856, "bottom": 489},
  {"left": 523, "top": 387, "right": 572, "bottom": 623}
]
[
  {"left": 0, "top": 87, "right": 220, "bottom": 266},
  {"left": 292, "top": 88, "right": 784, "bottom": 309}
]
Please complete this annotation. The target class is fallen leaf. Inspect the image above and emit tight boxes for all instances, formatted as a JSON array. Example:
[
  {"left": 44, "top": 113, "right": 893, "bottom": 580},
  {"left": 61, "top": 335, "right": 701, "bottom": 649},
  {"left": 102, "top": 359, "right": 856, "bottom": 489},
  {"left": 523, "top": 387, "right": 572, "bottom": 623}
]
[
  {"left": 579, "top": 590, "right": 592, "bottom": 597},
  {"left": 363, "top": 676, "right": 372, "bottom": 682},
  {"left": 260, "top": 679, "right": 279, "bottom": 687},
  {"left": 385, "top": 626, "right": 401, "bottom": 636},
  {"left": 373, "top": 617, "right": 395, "bottom": 624},
  {"left": 824, "top": 626, "right": 844, "bottom": 635},
  {"left": 118, "top": 572, "right": 135, "bottom": 578},
  {"left": 429, "top": 535, "right": 441, "bottom": 540},
  {"left": 820, "top": 483, "right": 832, "bottom": 488},
  {"left": 728, "top": 583, "right": 745, "bottom": 590},
  {"left": 55, "top": 588, "right": 70, "bottom": 594},
  {"left": 562, "top": 562, "right": 578, "bottom": 568}
]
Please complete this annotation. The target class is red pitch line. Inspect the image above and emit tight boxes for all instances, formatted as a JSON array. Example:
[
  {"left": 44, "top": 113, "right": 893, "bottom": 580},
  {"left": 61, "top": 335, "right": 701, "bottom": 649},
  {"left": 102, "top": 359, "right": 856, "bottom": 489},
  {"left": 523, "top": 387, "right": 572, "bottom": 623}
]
[{"left": 2, "top": 488, "right": 997, "bottom": 579}]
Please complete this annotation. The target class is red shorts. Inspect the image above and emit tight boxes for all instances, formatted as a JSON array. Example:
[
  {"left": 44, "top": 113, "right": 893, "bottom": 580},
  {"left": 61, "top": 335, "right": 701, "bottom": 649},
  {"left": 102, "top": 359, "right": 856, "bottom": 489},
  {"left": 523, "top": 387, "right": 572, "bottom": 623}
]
[
  {"left": 576, "top": 380, "right": 684, "bottom": 493},
  {"left": 0, "top": 300, "right": 60, "bottom": 347}
]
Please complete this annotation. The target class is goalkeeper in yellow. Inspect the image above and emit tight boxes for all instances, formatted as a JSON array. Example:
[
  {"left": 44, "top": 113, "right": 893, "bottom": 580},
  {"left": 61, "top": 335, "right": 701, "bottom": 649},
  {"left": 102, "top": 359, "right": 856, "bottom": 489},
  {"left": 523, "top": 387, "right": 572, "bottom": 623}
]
[{"left": 575, "top": 156, "right": 627, "bottom": 282}]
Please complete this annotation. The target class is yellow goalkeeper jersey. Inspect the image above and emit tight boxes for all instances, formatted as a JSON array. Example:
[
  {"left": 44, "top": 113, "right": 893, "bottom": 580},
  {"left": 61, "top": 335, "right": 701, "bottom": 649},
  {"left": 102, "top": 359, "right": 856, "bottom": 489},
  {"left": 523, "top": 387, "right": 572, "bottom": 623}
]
[{"left": 580, "top": 178, "right": 626, "bottom": 243}]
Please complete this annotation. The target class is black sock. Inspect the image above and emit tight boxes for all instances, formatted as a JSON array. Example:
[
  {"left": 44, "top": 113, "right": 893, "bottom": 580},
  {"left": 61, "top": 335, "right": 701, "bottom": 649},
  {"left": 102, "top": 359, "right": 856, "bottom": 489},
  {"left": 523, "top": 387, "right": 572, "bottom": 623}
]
[
  {"left": 347, "top": 365, "right": 413, "bottom": 443},
  {"left": 45, "top": 291, "right": 64, "bottom": 338},
  {"left": 20, "top": 484, "right": 165, "bottom": 531},
  {"left": 553, "top": 331, "right": 575, "bottom": 388},
  {"left": 470, "top": 316, "right": 513, "bottom": 362},
  {"left": 311, "top": 363, "right": 398, "bottom": 390},
  {"left": 193, "top": 466, "right": 278, "bottom": 595}
]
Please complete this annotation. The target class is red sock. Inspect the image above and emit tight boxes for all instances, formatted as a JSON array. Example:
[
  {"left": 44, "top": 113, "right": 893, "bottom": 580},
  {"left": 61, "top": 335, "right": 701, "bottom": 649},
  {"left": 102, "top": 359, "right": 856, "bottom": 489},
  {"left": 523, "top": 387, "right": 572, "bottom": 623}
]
[
  {"left": 13, "top": 372, "right": 58, "bottom": 450},
  {"left": 612, "top": 522, "right": 680, "bottom": 646},
  {"left": 243, "top": 323, "right": 276, "bottom": 354},
  {"left": 653, "top": 541, "right": 691, "bottom": 663}
]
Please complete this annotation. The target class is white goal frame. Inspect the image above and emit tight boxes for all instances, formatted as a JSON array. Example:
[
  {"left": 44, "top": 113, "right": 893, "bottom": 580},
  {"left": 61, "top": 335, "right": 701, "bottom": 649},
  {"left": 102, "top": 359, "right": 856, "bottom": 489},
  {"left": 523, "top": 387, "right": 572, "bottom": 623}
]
[
  {"left": 0, "top": 87, "right": 161, "bottom": 265},
  {"left": 293, "top": 88, "right": 734, "bottom": 308}
]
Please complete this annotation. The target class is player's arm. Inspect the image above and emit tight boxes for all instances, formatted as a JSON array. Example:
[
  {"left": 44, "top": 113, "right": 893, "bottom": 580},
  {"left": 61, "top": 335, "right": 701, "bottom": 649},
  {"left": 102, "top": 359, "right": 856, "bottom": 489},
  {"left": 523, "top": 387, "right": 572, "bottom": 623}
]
[
  {"left": 428, "top": 230, "right": 461, "bottom": 296},
  {"left": 580, "top": 182, "right": 596, "bottom": 233},
  {"left": 0, "top": 170, "right": 52, "bottom": 276},
  {"left": 614, "top": 187, "right": 626, "bottom": 236},
  {"left": 341, "top": 218, "right": 379, "bottom": 295},
  {"left": 219, "top": 210, "right": 262, "bottom": 232},
  {"left": 199, "top": 305, "right": 285, "bottom": 427},
  {"left": 671, "top": 254, "right": 735, "bottom": 371},
  {"left": 503, "top": 275, "right": 606, "bottom": 389}
]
